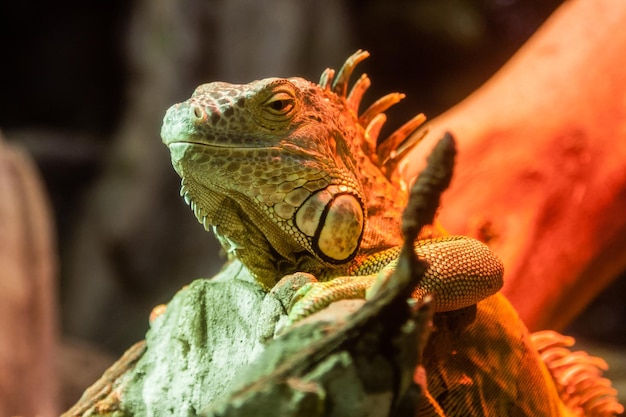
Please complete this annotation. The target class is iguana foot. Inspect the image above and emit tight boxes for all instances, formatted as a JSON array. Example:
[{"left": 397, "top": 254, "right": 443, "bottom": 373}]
[{"left": 287, "top": 275, "right": 377, "bottom": 323}]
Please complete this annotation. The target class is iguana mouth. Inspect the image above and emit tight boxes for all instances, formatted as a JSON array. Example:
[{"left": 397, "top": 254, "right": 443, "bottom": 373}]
[
  {"left": 166, "top": 140, "right": 274, "bottom": 151},
  {"left": 161, "top": 102, "right": 278, "bottom": 150}
]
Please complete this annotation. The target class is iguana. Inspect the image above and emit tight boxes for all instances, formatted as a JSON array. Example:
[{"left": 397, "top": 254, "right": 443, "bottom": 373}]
[
  {"left": 159, "top": 50, "right": 623, "bottom": 416},
  {"left": 161, "top": 50, "right": 503, "bottom": 320}
]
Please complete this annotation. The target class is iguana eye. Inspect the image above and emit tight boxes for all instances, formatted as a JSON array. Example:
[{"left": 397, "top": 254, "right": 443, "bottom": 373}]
[
  {"left": 249, "top": 80, "right": 300, "bottom": 128},
  {"left": 264, "top": 92, "right": 296, "bottom": 117}
]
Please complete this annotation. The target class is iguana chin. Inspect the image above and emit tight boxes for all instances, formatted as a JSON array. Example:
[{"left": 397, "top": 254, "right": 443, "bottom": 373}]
[{"left": 161, "top": 50, "right": 623, "bottom": 416}]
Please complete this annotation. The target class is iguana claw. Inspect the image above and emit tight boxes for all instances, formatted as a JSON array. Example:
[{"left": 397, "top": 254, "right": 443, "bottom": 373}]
[{"left": 287, "top": 275, "right": 376, "bottom": 323}]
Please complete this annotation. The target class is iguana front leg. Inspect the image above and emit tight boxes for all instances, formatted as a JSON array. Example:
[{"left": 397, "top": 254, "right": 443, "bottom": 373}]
[{"left": 286, "top": 236, "right": 504, "bottom": 323}]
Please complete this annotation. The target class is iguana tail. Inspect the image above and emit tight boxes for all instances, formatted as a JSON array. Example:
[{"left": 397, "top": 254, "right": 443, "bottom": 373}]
[{"left": 531, "top": 330, "right": 624, "bottom": 417}]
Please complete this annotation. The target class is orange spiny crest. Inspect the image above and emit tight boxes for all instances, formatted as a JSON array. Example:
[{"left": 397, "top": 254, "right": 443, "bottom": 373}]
[
  {"left": 531, "top": 331, "right": 624, "bottom": 417},
  {"left": 318, "top": 50, "right": 428, "bottom": 176}
]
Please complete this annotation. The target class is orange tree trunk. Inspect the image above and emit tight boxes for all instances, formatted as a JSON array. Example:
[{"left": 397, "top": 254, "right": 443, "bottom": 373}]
[{"left": 401, "top": 0, "right": 626, "bottom": 331}]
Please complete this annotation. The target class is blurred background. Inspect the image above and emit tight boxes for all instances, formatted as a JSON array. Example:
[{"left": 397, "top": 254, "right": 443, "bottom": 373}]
[{"left": 1, "top": 0, "right": 624, "bottom": 410}]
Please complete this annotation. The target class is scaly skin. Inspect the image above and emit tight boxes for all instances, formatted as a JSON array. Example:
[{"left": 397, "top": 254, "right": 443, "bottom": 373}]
[{"left": 160, "top": 50, "right": 503, "bottom": 320}]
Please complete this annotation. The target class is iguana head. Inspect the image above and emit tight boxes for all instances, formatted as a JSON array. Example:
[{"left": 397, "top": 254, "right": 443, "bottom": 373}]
[{"left": 161, "top": 50, "right": 426, "bottom": 287}]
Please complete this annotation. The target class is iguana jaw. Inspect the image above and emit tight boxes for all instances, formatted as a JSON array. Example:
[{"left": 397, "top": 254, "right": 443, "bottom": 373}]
[
  {"left": 170, "top": 139, "right": 366, "bottom": 270},
  {"left": 176, "top": 168, "right": 337, "bottom": 286}
]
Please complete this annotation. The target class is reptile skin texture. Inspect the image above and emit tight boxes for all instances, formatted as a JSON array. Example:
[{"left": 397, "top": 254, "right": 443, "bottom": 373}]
[{"left": 161, "top": 51, "right": 623, "bottom": 416}]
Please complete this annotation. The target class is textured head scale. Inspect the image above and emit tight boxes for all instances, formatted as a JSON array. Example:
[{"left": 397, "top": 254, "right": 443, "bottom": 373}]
[{"left": 161, "top": 50, "right": 426, "bottom": 286}]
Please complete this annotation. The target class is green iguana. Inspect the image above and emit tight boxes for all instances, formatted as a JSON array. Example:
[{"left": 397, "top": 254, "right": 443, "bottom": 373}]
[
  {"left": 158, "top": 50, "right": 623, "bottom": 416},
  {"left": 161, "top": 51, "right": 503, "bottom": 321}
]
